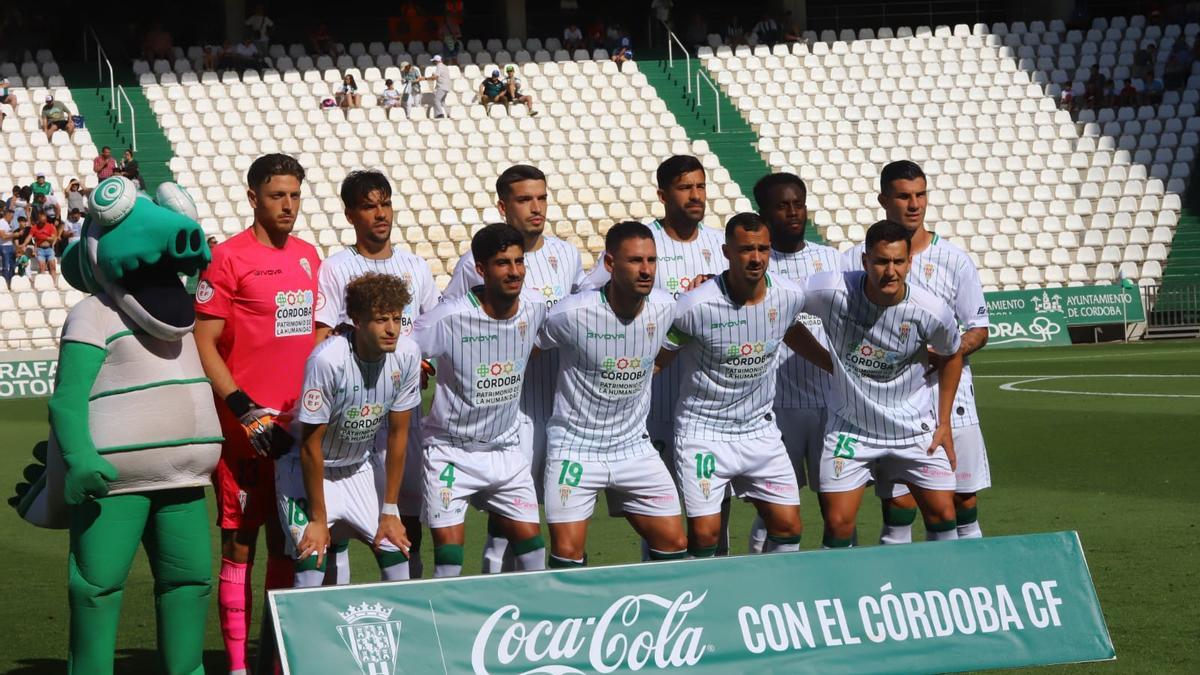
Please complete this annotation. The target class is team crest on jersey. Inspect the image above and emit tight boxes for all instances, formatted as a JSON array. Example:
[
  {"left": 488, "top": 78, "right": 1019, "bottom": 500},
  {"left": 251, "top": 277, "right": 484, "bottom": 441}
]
[
  {"left": 518, "top": 320, "right": 528, "bottom": 338},
  {"left": 699, "top": 478, "right": 712, "bottom": 499},
  {"left": 299, "top": 258, "right": 313, "bottom": 279},
  {"left": 923, "top": 263, "right": 935, "bottom": 280},
  {"left": 646, "top": 321, "right": 657, "bottom": 339},
  {"left": 302, "top": 388, "right": 323, "bottom": 412},
  {"left": 814, "top": 260, "right": 824, "bottom": 272},
  {"left": 899, "top": 322, "right": 911, "bottom": 339},
  {"left": 401, "top": 272, "right": 413, "bottom": 286},
  {"left": 559, "top": 485, "right": 571, "bottom": 506},
  {"left": 391, "top": 370, "right": 402, "bottom": 388},
  {"left": 768, "top": 308, "right": 779, "bottom": 323},
  {"left": 701, "top": 249, "right": 712, "bottom": 264},
  {"left": 196, "top": 280, "right": 214, "bottom": 303},
  {"left": 440, "top": 488, "right": 452, "bottom": 509},
  {"left": 548, "top": 255, "right": 559, "bottom": 270},
  {"left": 834, "top": 458, "right": 845, "bottom": 478}
]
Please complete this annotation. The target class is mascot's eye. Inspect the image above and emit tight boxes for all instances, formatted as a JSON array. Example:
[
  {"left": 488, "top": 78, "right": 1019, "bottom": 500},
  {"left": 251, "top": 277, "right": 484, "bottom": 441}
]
[{"left": 89, "top": 177, "right": 139, "bottom": 229}]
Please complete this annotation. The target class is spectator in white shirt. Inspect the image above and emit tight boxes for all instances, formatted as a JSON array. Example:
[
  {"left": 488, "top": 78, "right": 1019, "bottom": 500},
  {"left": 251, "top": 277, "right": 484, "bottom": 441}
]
[
  {"left": 563, "top": 23, "right": 584, "bottom": 51},
  {"left": 245, "top": 4, "right": 274, "bottom": 55},
  {"left": 381, "top": 79, "right": 402, "bottom": 109}
]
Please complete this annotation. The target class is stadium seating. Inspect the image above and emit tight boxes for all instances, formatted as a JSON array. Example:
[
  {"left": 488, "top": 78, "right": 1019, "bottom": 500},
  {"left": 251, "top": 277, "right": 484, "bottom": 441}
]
[
  {"left": 138, "top": 41, "right": 749, "bottom": 292},
  {"left": 1, "top": 52, "right": 105, "bottom": 350},
  {"left": 699, "top": 19, "right": 1199, "bottom": 292}
]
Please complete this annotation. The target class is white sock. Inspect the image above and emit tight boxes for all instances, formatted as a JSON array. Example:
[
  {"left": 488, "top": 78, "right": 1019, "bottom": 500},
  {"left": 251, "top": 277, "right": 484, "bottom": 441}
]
[
  {"left": 380, "top": 561, "right": 410, "bottom": 581},
  {"left": 879, "top": 524, "right": 913, "bottom": 545},
  {"left": 335, "top": 545, "right": 350, "bottom": 585},
  {"left": 763, "top": 535, "right": 801, "bottom": 553},
  {"left": 294, "top": 569, "right": 325, "bottom": 588},
  {"left": 433, "top": 564, "right": 462, "bottom": 578},
  {"left": 515, "top": 546, "right": 546, "bottom": 571},
  {"left": 957, "top": 520, "right": 983, "bottom": 539},
  {"left": 748, "top": 516, "right": 768, "bottom": 554},
  {"left": 926, "top": 525, "right": 959, "bottom": 541},
  {"left": 481, "top": 534, "right": 509, "bottom": 574}
]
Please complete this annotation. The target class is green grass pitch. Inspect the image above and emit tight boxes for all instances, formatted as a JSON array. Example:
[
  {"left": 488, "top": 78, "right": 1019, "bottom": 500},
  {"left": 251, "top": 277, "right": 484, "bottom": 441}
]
[{"left": 1, "top": 340, "right": 1197, "bottom": 672}]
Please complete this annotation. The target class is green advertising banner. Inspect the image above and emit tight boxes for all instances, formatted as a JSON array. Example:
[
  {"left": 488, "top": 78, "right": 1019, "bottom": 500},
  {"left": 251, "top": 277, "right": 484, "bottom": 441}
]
[
  {"left": 1054, "top": 285, "right": 1146, "bottom": 325},
  {"left": 0, "top": 359, "right": 56, "bottom": 399},
  {"left": 985, "top": 290, "right": 1072, "bottom": 349},
  {"left": 270, "top": 532, "right": 1114, "bottom": 674}
]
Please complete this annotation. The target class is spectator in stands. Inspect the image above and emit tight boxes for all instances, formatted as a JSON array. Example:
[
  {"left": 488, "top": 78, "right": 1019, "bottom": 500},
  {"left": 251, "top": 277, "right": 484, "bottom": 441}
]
[
  {"left": 8, "top": 186, "right": 29, "bottom": 222},
  {"left": 206, "top": 234, "right": 219, "bottom": 250},
  {"left": 200, "top": 44, "right": 221, "bottom": 71},
  {"left": 0, "top": 77, "right": 15, "bottom": 126},
  {"left": 94, "top": 146, "right": 117, "bottom": 180},
  {"left": 120, "top": 149, "right": 145, "bottom": 190},
  {"left": 335, "top": 73, "right": 361, "bottom": 109},
  {"left": 427, "top": 54, "right": 450, "bottom": 119},
  {"left": 29, "top": 211, "right": 57, "bottom": 280},
  {"left": 563, "top": 23, "right": 584, "bottom": 51},
  {"left": 15, "top": 245, "right": 33, "bottom": 279},
  {"left": 245, "top": 4, "right": 274, "bottom": 56},
  {"left": 684, "top": 14, "right": 707, "bottom": 49},
  {"left": 232, "top": 34, "right": 264, "bottom": 71},
  {"left": 40, "top": 95, "right": 75, "bottom": 141},
  {"left": 59, "top": 208, "right": 83, "bottom": 256},
  {"left": 725, "top": 15, "right": 748, "bottom": 48},
  {"left": 38, "top": 194, "right": 59, "bottom": 224},
  {"left": 479, "top": 69, "right": 508, "bottom": 111},
  {"left": 30, "top": 172, "right": 52, "bottom": 202},
  {"left": 1133, "top": 44, "right": 1155, "bottom": 80},
  {"left": 441, "top": 21, "right": 462, "bottom": 65},
  {"left": 780, "top": 11, "right": 804, "bottom": 43},
  {"left": 381, "top": 79, "right": 402, "bottom": 109},
  {"left": 65, "top": 179, "right": 86, "bottom": 214},
  {"left": 612, "top": 38, "right": 634, "bottom": 66},
  {"left": 586, "top": 19, "right": 606, "bottom": 51},
  {"left": 1060, "top": 88, "right": 1075, "bottom": 111},
  {"left": 309, "top": 23, "right": 337, "bottom": 59},
  {"left": 1140, "top": 74, "right": 1165, "bottom": 105},
  {"left": 143, "top": 21, "right": 175, "bottom": 62},
  {"left": 1165, "top": 40, "right": 1194, "bottom": 89},
  {"left": 399, "top": 61, "right": 424, "bottom": 118},
  {"left": 605, "top": 24, "right": 624, "bottom": 51},
  {"left": 503, "top": 65, "right": 538, "bottom": 116},
  {"left": 753, "top": 13, "right": 779, "bottom": 46},
  {"left": 1117, "top": 79, "right": 1138, "bottom": 107},
  {"left": 0, "top": 208, "right": 14, "bottom": 288}
]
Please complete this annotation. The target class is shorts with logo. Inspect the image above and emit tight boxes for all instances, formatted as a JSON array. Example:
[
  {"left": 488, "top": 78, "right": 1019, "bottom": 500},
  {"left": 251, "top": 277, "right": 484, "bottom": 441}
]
[
  {"left": 518, "top": 414, "right": 548, "bottom": 503},
  {"left": 369, "top": 443, "right": 425, "bottom": 517},
  {"left": 874, "top": 423, "right": 991, "bottom": 498},
  {"left": 213, "top": 453, "right": 275, "bottom": 530},
  {"left": 274, "top": 456, "right": 402, "bottom": 559},
  {"left": 543, "top": 447, "right": 681, "bottom": 523},
  {"left": 422, "top": 444, "right": 541, "bottom": 527},
  {"left": 675, "top": 429, "right": 800, "bottom": 517},
  {"left": 819, "top": 430, "right": 956, "bottom": 494},
  {"left": 775, "top": 407, "right": 827, "bottom": 492}
]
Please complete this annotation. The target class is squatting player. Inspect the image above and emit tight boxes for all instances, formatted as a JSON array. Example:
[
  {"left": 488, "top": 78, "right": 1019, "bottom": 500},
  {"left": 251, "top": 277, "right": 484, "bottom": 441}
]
[
  {"left": 748, "top": 172, "right": 847, "bottom": 553},
  {"left": 537, "top": 222, "right": 687, "bottom": 567},
  {"left": 805, "top": 220, "right": 963, "bottom": 547},
  {"left": 583, "top": 155, "right": 731, "bottom": 557},
  {"left": 315, "top": 170, "right": 439, "bottom": 580},
  {"left": 657, "top": 213, "right": 828, "bottom": 557},
  {"left": 277, "top": 273, "right": 421, "bottom": 585},
  {"left": 846, "top": 161, "right": 991, "bottom": 543},
  {"left": 194, "top": 153, "right": 320, "bottom": 674},
  {"left": 444, "top": 164, "right": 583, "bottom": 573},
  {"left": 415, "top": 224, "right": 548, "bottom": 577}
]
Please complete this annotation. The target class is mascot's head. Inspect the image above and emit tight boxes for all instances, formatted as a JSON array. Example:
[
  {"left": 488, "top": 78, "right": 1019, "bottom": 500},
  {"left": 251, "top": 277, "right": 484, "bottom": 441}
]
[{"left": 62, "top": 177, "right": 211, "bottom": 341}]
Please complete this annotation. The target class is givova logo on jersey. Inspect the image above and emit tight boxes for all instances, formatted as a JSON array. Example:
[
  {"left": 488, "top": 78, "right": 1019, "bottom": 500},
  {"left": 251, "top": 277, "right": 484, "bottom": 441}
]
[
  {"left": 599, "top": 355, "right": 648, "bottom": 397},
  {"left": 846, "top": 341, "right": 901, "bottom": 378},
  {"left": 722, "top": 340, "right": 778, "bottom": 380},
  {"left": 473, "top": 359, "right": 526, "bottom": 407},
  {"left": 274, "top": 289, "right": 315, "bottom": 337},
  {"left": 341, "top": 403, "right": 385, "bottom": 442}
]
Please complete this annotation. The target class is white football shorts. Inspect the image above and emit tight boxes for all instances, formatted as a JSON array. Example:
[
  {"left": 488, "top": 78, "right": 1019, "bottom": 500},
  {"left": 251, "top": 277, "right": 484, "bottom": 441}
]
[
  {"left": 675, "top": 430, "right": 800, "bottom": 517},
  {"left": 543, "top": 447, "right": 681, "bottom": 523},
  {"left": 421, "top": 444, "right": 541, "bottom": 528}
]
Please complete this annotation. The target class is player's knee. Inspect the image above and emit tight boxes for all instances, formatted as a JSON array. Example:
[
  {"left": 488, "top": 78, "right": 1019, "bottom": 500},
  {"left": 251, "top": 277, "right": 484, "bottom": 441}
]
[
  {"left": 888, "top": 493, "right": 919, "bottom": 510},
  {"left": 954, "top": 493, "right": 978, "bottom": 510},
  {"left": 551, "top": 540, "right": 585, "bottom": 561},
  {"left": 822, "top": 507, "right": 856, "bottom": 536},
  {"left": 922, "top": 504, "right": 957, "bottom": 527},
  {"left": 882, "top": 503, "right": 918, "bottom": 527},
  {"left": 69, "top": 562, "right": 126, "bottom": 601}
]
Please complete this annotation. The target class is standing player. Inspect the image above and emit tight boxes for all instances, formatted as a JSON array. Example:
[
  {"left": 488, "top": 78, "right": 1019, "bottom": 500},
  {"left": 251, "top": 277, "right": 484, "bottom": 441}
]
[
  {"left": 806, "top": 220, "right": 962, "bottom": 547},
  {"left": 194, "top": 154, "right": 320, "bottom": 675},
  {"left": 583, "top": 155, "right": 731, "bottom": 556},
  {"left": 415, "top": 224, "right": 548, "bottom": 577},
  {"left": 747, "top": 172, "right": 846, "bottom": 553},
  {"left": 537, "top": 222, "right": 687, "bottom": 567},
  {"left": 314, "top": 170, "right": 439, "bottom": 580},
  {"left": 444, "top": 164, "right": 582, "bottom": 573},
  {"left": 277, "top": 273, "right": 421, "bottom": 585},
  {"left": 658, "top": 213, "right": 826, "bottom": 557},
  {"left": 845, "top": 161, "right": 991, "bottom": 543}
]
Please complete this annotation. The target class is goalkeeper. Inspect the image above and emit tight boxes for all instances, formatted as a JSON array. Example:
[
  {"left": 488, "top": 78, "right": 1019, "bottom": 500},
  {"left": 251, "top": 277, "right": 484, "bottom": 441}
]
[{"left": 194, "top": 154, "right": 322, "bottom": 675}]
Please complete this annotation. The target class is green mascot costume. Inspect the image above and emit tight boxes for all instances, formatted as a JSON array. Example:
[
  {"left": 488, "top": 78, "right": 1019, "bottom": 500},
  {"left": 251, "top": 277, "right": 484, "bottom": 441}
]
[{"left": 10, "top": 176, "right": 222, "bottom": 675}]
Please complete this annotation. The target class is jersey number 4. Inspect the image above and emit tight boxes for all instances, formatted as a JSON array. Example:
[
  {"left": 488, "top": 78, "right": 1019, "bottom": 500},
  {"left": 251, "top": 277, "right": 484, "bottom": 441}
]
[{"left": 439, "top": 463, "right": 457, "bottom": 489}]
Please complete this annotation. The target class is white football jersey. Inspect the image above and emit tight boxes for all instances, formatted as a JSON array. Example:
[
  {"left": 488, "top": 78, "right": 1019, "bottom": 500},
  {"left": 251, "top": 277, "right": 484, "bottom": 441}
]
[
  {"left": 844, "top": 234, "right": 988, "bottom": 427},
  {"left": 444, "top": 236, "right": 584, "bottom": 424},
  {"left": 803, "top": 271, "right": 962, "bottom": 443},
  {"left": 665, "top": 272, "right": 806, "bottom": 441},
  {"left": 315, "top": 246, "right": 440, "bottom": 336},
  {"left": 294, "top": 333, "right": 422, "bottom": 468},
  {"left": 580, "top": 220, "right": 729, "bottom": 425},
  {"left": 770, "top": 243, "right": 846, "bottom": 410},
  {"left": 537, "top": 287, "right": 676, "bottom": 461},
  {"left": 415, "top": 289, "right": 547, "bottom": 451}
]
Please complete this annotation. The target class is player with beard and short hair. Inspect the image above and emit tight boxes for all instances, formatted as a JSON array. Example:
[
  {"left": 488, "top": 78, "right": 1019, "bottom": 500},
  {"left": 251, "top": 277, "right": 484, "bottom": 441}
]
[
  {"left": 538, "top": 221, "right": 687, "bottom": 567},
  {"left": 746, "top": 172, "right": 847, "bottom": 553},
  {"left": 444, "top": 164, "right": 583, "bottom": 573},
  {"left": 313, "top": 170, "right": 439, "bottom": 581},
  {"left": 416, "top": 223, "right": 548, "bottom": 577}
]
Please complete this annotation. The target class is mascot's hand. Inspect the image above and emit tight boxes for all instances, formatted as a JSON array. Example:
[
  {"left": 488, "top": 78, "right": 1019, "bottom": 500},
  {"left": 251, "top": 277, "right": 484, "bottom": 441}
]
[{"left": 63, "top": 453, "right": 119, "bottom": 505}]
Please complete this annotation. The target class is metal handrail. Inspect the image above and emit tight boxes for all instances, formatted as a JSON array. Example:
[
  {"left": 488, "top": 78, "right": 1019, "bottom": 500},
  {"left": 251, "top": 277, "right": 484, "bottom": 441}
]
[
  {"left": 695, "top": 69, "right": 721, "bottom": 133},
  {"left": 82, "top": 27, "right": 116, "bottom": 111},
  {"left": 663, "top": 22, "right": 691, "bottom": 95},
  {"left": 116, "top": 85, "right": 136, "bottom": 151}
]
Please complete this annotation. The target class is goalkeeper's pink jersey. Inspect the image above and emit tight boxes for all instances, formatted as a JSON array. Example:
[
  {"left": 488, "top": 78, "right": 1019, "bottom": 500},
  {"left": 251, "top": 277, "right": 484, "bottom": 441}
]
[{"left": 195, "top": 228, "right": 321, "bottom": 414}]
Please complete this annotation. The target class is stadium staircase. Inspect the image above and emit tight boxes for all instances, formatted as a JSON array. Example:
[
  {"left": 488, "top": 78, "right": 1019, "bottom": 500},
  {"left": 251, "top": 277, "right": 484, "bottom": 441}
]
[
  {"left": 63, "top": 64, "right": 175, "bottom": 192},
  {"left": 640, "top": 55, "right": 824, "bottom": 243}
]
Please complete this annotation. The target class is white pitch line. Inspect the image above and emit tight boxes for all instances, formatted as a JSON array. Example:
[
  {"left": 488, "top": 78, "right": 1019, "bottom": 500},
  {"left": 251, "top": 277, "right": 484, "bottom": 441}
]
[
  {"left": 977, "top": 347, "right": 1200, "bottom": 365},
  {"left": 991, "top": 374, "right": 1200, "bottom": 398}
]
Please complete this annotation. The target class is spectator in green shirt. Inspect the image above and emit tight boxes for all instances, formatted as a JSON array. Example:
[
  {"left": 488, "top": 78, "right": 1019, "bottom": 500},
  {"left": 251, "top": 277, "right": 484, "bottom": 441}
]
[
  {"left": 479, "top": 69, "right": 508, "bottom": 112},
  {"left": 30, "top": 172, "right": 53, "bottom": 200},
  {"left": 40, "top": 94, "right": 75, "bottom": 141}
]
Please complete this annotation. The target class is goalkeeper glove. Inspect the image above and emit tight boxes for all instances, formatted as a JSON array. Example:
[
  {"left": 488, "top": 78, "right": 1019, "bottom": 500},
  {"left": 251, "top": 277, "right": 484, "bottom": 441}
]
[{"left": 225, "top": 390, "right": 292, "bottom": 458}]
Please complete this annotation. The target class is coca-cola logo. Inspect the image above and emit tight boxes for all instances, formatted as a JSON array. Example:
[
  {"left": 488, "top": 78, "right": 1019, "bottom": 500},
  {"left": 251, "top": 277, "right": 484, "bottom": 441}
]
[{"left": 470, "top": 591, "right": 710, "bottom": 673}]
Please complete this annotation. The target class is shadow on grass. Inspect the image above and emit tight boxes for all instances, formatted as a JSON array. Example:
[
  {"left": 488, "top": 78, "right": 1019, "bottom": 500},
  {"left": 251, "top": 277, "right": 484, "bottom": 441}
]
[{"left": 7, "top": 648, "right": 235, "bottom": 674}]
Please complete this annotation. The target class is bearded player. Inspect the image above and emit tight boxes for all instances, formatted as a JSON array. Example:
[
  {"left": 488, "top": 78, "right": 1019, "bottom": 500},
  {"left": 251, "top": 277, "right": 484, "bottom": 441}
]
[
  {"left": 444, "top": 165, "right": 582, "bottom": 573},
  {"left": 194, "top": 153, "right": 320, "bottom": 675},
  {"left": 537, "top": 222, "right": 687, "bottom": 567}
]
